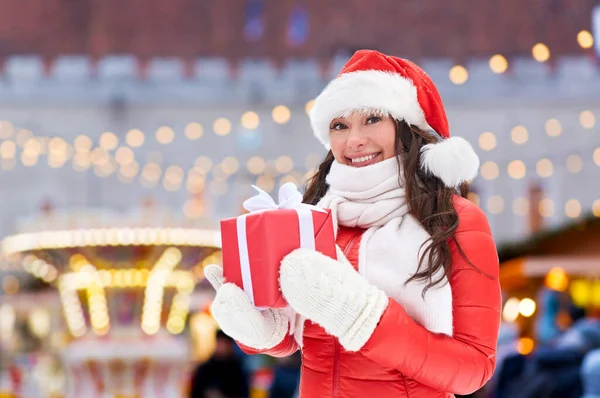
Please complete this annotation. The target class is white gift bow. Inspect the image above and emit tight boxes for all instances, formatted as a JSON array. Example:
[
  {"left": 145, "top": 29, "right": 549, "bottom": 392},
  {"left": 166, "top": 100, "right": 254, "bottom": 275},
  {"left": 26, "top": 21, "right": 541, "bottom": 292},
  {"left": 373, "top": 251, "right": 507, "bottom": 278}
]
[{"left": 243, "top": 182, "right": 326, "bottom": 214}]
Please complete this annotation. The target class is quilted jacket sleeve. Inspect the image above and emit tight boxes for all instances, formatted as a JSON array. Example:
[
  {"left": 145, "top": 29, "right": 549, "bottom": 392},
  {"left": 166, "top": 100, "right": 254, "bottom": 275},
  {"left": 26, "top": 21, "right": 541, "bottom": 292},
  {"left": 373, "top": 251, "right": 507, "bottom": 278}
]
[
  {"left": 235, "top": 330, "right": 300, "bottom": 358},
  {"left": 360, "top": 198, "right": 502, "bottom": 395}
]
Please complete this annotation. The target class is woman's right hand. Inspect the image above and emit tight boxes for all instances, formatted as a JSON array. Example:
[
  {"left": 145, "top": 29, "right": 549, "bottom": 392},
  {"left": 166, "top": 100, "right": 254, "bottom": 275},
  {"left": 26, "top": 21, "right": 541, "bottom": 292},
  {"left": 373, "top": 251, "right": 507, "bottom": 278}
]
[{"left": 204, "top": 264, "right": 290, "bottom": 350}]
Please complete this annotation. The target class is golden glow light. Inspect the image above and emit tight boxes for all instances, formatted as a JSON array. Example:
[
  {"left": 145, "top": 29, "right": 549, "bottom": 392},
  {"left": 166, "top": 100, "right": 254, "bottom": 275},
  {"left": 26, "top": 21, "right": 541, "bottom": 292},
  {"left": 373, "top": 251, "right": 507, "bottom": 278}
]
[
  {"left": 185, "top": 122, "right": 204, "bottom": 140},
  {"left": 517, "top": 337, "right": 534, "bottom": 355},
  {"left": 507, "top": 160, "right": 526, "bottom": 179},
  {"left": 539, "top": 198, "right": 555, "bottom": 217},
  {"left": 272, "top": 105, "right": 291, "bottom": 124},
  {"left": 241, "top": 111, "right": 260, "bottom": 130},
  {"left": 487, "top": 195, "right": 505, "bottom": 215},
  {"left": 156, "top": 126, "right": 175, "bottom": 144},
  {"left": 580, "top": 110, "right": 596, "bottom": 129},
  {"left": 489, "top": 54, "right": 508, "bottom": 74},
  {"left": 305, "top": 100, "right": 315, "bottom": 115},
  {"left": 480, "top": 161, "right": 499, "bottom": 180},
  {"left": 518, "top": 298, "right": 536, "bottom": 317},
  {"left": 213, "top": 118, "right": 232, "bottom": 136},
  {"left": 449, "top": 65, "right": 469, "bottom": 85},
  {"left": 577, "top": 30, "right": 594, "bottom": 49},
  {"left": 126, "top": 129, "right": 145, "bottom": 147},
  {"left": 565, "top": 199, "right": 581, "bottom": 218},
  {"left": 532, "top": 43, "right": 550, "bottom": 62},
  {"left": 536, "top": 158, "right": 554, "bottom": 178},
  {"left": 545, "top": 267, "right": 568, "bottom": 292},
  {"left": 511, "top": 125, "right": 528, "bottom": 144},
  {"left": 502, "top": 297, "right": 520, "bottom": 322},
  {"left": 478, "top": 132, "right": 497, "bottom": 151}
]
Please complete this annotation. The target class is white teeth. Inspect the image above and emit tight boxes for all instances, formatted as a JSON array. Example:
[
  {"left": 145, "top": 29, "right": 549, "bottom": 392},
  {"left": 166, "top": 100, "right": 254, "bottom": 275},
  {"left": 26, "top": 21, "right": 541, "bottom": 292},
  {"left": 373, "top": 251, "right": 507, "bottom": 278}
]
[{"left": 351, "top": 153, "right": 378, "bottom": 163}]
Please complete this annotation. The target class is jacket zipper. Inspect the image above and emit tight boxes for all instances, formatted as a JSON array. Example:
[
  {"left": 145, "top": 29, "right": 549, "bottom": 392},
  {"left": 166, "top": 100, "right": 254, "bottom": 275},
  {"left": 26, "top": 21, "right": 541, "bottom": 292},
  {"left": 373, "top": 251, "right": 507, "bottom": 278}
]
[{"left": 332, "top": 233, "right": 361, "bottom": 397}]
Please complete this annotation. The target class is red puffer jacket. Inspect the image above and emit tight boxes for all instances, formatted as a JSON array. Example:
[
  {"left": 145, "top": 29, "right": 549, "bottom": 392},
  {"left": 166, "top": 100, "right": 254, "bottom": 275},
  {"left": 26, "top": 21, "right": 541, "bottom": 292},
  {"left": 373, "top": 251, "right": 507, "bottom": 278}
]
[{"left": 239, "top": 196, "right": 501, "bottom": 397}]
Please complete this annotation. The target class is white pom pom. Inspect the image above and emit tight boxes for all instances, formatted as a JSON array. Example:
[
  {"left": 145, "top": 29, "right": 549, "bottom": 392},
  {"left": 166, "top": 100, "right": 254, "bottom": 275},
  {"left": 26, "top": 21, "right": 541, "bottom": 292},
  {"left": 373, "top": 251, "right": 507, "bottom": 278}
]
[{"left": 420, "top": 136, "right": 480, "bottom": 187}]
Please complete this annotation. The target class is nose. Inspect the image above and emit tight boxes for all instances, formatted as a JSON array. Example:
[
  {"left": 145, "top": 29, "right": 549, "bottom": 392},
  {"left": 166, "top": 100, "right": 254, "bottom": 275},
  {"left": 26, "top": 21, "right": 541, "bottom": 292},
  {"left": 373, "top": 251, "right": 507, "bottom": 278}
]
[{"left": 346, "top": 126, "right": 367, "bottom": 151}]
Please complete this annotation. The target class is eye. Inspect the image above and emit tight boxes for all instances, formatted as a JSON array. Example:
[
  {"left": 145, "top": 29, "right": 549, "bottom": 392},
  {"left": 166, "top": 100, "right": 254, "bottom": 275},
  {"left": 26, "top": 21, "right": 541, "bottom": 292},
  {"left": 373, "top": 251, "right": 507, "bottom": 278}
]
[
  {"left": 330, "top": 122, "right": 347, "bottom": 131},
  {"left": 366, "top": 115, "right": 381, "bottom": 124}
]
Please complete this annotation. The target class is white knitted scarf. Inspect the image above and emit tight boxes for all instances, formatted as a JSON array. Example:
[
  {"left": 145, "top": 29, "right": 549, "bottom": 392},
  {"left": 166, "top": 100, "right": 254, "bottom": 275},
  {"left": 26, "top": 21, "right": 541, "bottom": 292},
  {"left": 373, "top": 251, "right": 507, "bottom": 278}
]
[
  {"left": 318, "top": 157, "right": 408, "bottom": 230},
  {"left": 291, "top": 157, "right": 454, "bottom": 346}
]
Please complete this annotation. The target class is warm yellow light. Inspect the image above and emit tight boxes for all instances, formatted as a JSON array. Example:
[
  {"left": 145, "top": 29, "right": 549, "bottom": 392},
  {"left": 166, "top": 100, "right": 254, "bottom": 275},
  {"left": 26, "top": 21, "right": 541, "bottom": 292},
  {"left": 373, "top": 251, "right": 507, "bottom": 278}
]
[
  {"left": 487, "top": 195, "right": 505, "bottom": 215},
  {"left": 593, "top": 200, "right": 600, "bottom": 218},
  {"left": 156, "top": 126, "right": 175, "bottom": 144},
  {"left": 272, "top": 105, "right": 291, "bottom": 124},
  {"left": 539, "top": 198, "right": 555, "bottom": 217},
  {"left": 511, "top": 125, "right": 529, "bottom": 144},
  {"left": 594, "top": 147, "right": 600, "bottom": 166},
  {"left": 241, "top": 111, "right": 260, "bottom": 130},
  {"left": 185, "top": 122, "right": 204, "bottom": 140},
  {"left": 126, "top": 129, "right": 145, "bottom": 147},
  {"left": 565, "top": 199, "right": 581, "bottom": 218},
  {"left": 513, "top": 197, "right": 529, "bottom": 216},
  {"left": 545, "top": 118, "right": 562, "bottom": 137},
  {"left": 449, "top": 65, "right": 469, "bottom": 85},
  {"left": 517, "top": 337, "right": 535, "bottom": 355},
  {"left": 480, "top": 161, "right": 499, "bottom": 180},
  {"left": 536, "top": 158, "right": 554, "bottom": 178},
  {"left": 478, "top": 132, "right": 497, "bottom": 151},
  {"left": 305, "top": 100, "right": 315, "bottom": 115},
  {"left": 519, "top": 298, "right": 536, "bottom": 317},
  {"left": 275, "top": 156, "right": 294, "bottom": 174},
  {"left": 577, "top": 30, "right": 594, "bottom": 49},
  {"left": 489, "top": 54, "right": 508, "bottom": 74},
  {"left": 507, "top": 160, "right": 526, "bottom": 179},
  {"left": 545, "top": 267, "right": 568, "bottom": 292},
  {"left": 213, "top": 118, "right": 232, "bottom": 136},
  {"left": 502, "top": 297, "right": 520, "bottom": 322},
  {"left": 532, "top": 43, "right": 550, "bottom": 62},
  {"left": 247, "top": 156, "right": 266, "bottom": 175},
  {"left": 99, "top": 132, "right": 119, "bottom": 150},
  {"left": 580, "top": 110, "right": 596, "bottom": 129}
]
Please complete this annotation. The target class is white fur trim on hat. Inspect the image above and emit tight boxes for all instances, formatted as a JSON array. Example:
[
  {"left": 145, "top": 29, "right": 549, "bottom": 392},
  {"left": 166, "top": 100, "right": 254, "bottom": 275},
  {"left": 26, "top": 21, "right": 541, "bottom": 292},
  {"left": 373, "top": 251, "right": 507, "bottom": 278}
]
[
  {"left": 421, "top": 136, "right": 480, "bottom": 187},
  {"left": 309, "top": 70, "right": 430, "bottom": 148}
]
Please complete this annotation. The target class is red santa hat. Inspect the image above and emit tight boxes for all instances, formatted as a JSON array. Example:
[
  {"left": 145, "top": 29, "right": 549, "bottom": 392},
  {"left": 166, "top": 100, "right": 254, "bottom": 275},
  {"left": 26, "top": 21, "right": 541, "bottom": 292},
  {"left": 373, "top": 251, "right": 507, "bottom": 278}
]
[{"left": 309, "top": 49, "right": 479, "bottom": 188}]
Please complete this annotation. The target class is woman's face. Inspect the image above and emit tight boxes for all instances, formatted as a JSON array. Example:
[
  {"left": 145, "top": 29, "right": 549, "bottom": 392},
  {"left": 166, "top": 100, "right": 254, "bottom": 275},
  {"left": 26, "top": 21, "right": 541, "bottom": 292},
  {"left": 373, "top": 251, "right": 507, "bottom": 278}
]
[{"left": 328, "top": 112, "right": 397, "bottom": 167}]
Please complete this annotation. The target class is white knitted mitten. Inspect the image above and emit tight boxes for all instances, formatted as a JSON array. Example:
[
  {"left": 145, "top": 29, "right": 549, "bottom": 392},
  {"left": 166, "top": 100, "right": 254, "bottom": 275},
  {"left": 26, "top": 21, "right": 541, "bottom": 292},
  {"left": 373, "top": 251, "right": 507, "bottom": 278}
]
[
  {"left": 280, "top": 248, "right": 389, "bottom": 352},
  {"left": 205, "top": 264, "right": 289, "bottom": 350}
]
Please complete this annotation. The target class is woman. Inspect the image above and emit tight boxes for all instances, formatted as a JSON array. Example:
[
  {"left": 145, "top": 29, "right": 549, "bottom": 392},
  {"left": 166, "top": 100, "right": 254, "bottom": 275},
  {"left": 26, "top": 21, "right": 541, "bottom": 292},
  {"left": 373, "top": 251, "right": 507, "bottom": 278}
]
[{"left": 205, "top": 49, "right": 501, "bottom": 397}]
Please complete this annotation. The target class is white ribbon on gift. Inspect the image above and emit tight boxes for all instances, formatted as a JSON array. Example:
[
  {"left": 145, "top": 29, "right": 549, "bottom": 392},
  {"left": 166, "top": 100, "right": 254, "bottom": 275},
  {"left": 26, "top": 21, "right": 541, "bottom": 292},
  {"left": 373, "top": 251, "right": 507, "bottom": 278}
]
[{"left": 236, "top": 182, "right": 325, "bottom": 309}]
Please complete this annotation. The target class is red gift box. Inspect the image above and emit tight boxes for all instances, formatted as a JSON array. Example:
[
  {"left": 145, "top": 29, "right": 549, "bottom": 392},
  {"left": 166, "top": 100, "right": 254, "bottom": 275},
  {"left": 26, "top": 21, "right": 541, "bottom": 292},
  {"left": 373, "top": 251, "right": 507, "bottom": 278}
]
[{"left": 220, "top": 185, "right": 336, "bottom": 308}]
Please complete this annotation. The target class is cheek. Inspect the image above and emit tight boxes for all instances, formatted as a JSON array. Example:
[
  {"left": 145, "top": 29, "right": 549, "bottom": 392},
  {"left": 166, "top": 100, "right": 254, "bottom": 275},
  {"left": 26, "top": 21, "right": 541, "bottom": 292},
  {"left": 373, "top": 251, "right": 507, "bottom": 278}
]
[
  {"left": 374, "top": 125, "right": 397, "bottom": 159},
  {"left": 329, "top": 135, "right": 347, "bottom": 162}
]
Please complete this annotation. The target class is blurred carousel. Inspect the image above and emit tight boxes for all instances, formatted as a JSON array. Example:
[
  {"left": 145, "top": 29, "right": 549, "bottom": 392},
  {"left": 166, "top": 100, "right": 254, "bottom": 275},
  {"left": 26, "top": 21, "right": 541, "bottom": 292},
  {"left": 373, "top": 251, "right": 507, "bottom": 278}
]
[{"left": 1, "top": 203, "right": 221, "bottom": 398}]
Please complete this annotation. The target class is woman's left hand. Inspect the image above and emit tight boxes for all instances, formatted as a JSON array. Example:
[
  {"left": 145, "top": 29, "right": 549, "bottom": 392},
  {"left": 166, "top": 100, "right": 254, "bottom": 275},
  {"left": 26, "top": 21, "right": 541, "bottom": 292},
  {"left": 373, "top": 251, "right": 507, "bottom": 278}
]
[{"left": 279, "top": 247, "right": 389, "bottom": 352}]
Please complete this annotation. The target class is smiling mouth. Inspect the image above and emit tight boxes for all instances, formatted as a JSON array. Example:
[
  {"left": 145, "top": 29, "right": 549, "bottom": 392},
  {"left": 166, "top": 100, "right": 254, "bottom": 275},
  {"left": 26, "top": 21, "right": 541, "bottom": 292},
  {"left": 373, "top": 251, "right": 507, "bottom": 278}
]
[{"left": 347, "top": 152, "right": 382, "bottom": 166}]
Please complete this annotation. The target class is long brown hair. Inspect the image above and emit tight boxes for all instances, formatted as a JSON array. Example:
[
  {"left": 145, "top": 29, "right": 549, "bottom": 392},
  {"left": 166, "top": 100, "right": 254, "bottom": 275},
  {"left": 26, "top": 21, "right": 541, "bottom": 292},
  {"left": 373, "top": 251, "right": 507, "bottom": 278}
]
[{"left": 303, "top": 119, "right": 470, "bottom": 295}]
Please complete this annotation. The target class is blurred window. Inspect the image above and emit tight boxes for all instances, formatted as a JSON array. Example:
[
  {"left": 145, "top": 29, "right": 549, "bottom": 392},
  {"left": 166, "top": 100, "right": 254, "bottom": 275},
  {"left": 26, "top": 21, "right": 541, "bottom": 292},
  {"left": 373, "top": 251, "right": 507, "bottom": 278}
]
[
  {"left": 287, "top": 4, "right": 309, "bottom": 46},
  {"left": 244, "top": 0, "right": 264, "bottom": 42}
]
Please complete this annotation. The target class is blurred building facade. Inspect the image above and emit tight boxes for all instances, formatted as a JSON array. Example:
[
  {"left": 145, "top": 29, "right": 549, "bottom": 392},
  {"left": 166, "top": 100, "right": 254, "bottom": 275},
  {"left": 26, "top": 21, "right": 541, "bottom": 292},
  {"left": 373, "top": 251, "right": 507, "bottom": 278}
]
[{"left": 0, "top": 0, "right": 598, "bottom": 245}]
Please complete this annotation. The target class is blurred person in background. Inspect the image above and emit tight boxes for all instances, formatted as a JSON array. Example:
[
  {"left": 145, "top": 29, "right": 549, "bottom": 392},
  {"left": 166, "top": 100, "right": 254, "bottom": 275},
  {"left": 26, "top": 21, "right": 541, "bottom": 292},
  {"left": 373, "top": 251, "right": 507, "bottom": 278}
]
[
  {"left": 268, "top": 352, "right": 301, "bottom": 398},
  {"left": 206, "top": 49, "right": 501, "bottom": 397},
  {"left": 189, "top": 329, "right": 249, "bottom": 398}
]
